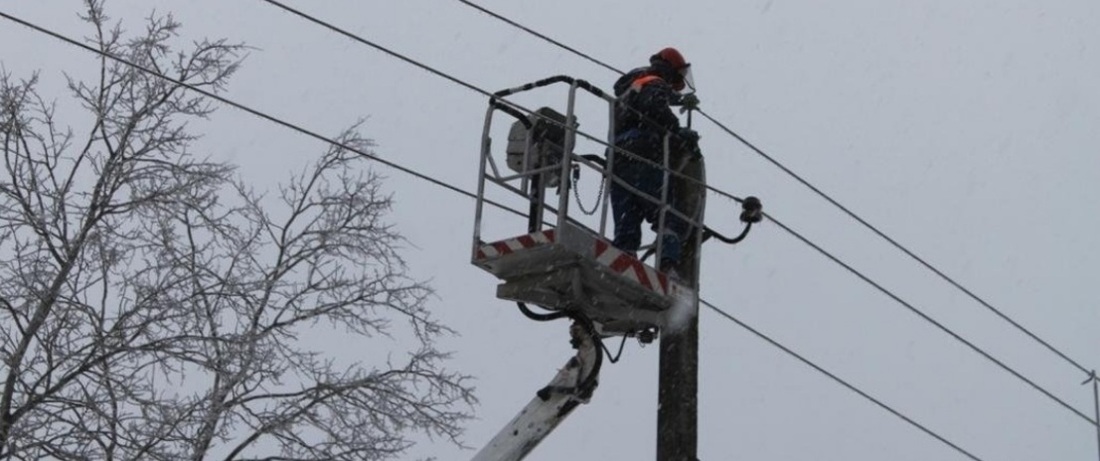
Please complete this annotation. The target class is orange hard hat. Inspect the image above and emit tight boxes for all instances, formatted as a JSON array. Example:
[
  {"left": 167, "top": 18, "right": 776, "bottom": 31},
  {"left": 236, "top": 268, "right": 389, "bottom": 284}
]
[
  {"left": 651, "top": 47, "right": 688, "bottom": 70},
  {"left": 650, "top": 47, "right": 694, "bottom": 93}
]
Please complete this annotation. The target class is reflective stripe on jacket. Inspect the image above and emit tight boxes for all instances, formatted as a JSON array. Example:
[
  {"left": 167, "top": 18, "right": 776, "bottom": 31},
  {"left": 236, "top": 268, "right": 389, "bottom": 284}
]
[{"left": 612, "top": 69, "right": 681, "bottom": 150}]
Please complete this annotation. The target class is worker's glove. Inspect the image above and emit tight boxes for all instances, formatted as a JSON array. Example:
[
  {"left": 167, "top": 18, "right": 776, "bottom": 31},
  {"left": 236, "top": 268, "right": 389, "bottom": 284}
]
[
  {"left": 675, "top": 128, "right": 701, "bottom": 154},
  {"left": 678, "top": 93, "right": 700, "bottom": 113},
  {"left": 678, "top": 127, "right": 700, "bottom": 144}
]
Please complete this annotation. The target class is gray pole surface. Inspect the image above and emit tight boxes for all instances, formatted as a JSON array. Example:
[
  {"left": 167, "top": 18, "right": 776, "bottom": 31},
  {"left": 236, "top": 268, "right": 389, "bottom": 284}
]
[
  {"left": 1089, "top": 371, "right": 1100, "bottom": 461},
  {"left": 657, "top": 150, "right": 705, "bottom": 461}
]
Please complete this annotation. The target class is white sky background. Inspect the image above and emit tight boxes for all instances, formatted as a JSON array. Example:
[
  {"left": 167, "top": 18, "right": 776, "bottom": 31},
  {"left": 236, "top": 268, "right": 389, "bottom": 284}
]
[{"left": 2, "top": 1, "right": 1099, "bottom": 460}]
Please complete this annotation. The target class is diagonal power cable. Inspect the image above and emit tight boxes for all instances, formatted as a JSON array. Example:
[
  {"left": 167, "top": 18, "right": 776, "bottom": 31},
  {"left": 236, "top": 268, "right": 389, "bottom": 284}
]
[
  {"left": 0, "top": 9, "right": 531, "bottom": 224},
  {"left": 455, "top": 0, "right": 625, "bottom": 75},
  {"left": 5, "top": 2, "right": 1092, "bottom": 436},
  {"left": 700, "top": 298, "right": 984, "bottom": 461},
  {"left": 453, "top": 0, "right": 1089, "bottom": 377},
  {"left": 453, "top": 0, "right": 1094, "bottom": 388},
  {"left": 254, "top": 0, "right": 1099, "bottom": 428},
  {"left": 259, "top": 0, "right": 750, "bottom": 210},
  {"left": 765, "top": 212, "right": 1097, "bottom": 425},
  {"left": 696, "top": 110, "right": 1092, "bottom": 376}
]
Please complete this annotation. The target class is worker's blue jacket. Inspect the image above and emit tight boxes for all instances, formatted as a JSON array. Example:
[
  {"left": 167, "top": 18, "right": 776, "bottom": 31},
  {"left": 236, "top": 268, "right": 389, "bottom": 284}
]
[{"left": 611, "top": 67, "right": 683, "bottom": 163}]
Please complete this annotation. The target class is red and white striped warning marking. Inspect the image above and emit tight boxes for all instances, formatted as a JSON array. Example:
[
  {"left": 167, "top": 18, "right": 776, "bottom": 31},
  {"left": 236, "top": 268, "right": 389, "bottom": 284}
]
[
  {"left": 475, "top": 230, "right": 673, "bottom": 297},
  {"left": 474, "top": 230, "right": 556, "bottom": 260},
  {"left": 594, "top": 240, "right": 670, "bottom": 296}
]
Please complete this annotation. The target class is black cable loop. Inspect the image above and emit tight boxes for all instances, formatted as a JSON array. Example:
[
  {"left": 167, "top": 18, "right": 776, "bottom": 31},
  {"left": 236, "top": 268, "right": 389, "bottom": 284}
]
[
  {"left": 516, "top": 302, "right": 570, "bottom": 322},
  {"left": 517, "top": 302, "right": 604, "bottom": 405},
  {"left": 601, "top": 334, "right": 628, "bottom": 364},
  {"left": 517, "top": 303, "right": 627, "bottom": 365},
  {"left": 568, "top": 310, "right": 603, "bottom": 398}
]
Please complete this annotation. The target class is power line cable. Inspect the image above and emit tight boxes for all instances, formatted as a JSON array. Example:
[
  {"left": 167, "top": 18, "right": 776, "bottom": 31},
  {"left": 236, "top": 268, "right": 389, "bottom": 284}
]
[
  {"left": 453, "top": 0, "right": 1091, "bottom": 378},
  {"left": 260, "top": 0, "right": 751, "bottom": 211},
  {"left": 700, "top": 298, "right": 984, "bottom": 461},
  {"left": 0, "top": 9, "right": 530, "bottom": 222},
  {"left": 9, "top": 10, "right": 1097, "bottom": 461},
  {"left": 251, "top": 0, "right": 1098, "bottom": 427},
  {"left": 455, "top": 0, "right": 625, "bottom": 75},
  {"left": 0, "top": 5, "right": 726, "bottom": 316},
  {"left": 5, "top": 2, "right": 1089, "bottom": 435},
  {"left": 257, "top": 0, "right": 770, "bottom": 256},
  {"left": 765, "top": 211, "right": 1097, "bottom": 425},
  {"left": 0, "top": 4, "right": 723, "bottom": 257},
  {"left": 696, "top": 110, "right": 1093, "bottom": 377}
]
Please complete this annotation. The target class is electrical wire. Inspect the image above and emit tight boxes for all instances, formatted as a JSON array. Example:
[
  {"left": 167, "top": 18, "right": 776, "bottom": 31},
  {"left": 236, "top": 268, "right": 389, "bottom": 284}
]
[
  {"left": 601, "top": 334, "right": 629, "bottom": 364},
  {"left": 4, "top": 6, "right": 1093, "bottom": 450},
  {"left": 248, "top": 0, "right": 1097, "bottom": 428},
  {"left": 696, "top": 110, "right": 1094, "bottom": 377},
  {"left": 456, "top": 0, "right": 624, "bottom": 75},
  {"left": 257, "top": 0, "right": 766, "bottom": 270},
  {"left": 0, "top": 8, "right": 617, "bottom": 381},
  {"left": 226, "top": 1, "right": 1100, "bottom": 453},
  {"left": 765, "top": 212, "right": 1097, "bottom": 425},
  {"left": 452, "top": 0, "right": 1092, "bottom": 378},
  {"left": 260, "top": 0, "right": 750, "bottom": 211},
  {"left": 0, "top": 10, "right": 534, "bottom": 222},
  {"left": 700, "top": 298, "right": 984, "bottom": 461},
  {"left": 249, "top": 0, "right": 1096, "bottom": 427}
]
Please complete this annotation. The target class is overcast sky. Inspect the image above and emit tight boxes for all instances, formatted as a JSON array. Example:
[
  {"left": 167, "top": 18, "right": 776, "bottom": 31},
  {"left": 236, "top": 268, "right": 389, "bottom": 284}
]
[{"left": 3, "top": 1, "right": 1099, "bottom": 460}]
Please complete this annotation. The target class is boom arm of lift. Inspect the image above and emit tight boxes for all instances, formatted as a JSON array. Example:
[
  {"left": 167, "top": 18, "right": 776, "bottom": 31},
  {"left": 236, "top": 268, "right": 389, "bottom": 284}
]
[{"left": 471, "top": 321, "right": 600, "bottom": 461}]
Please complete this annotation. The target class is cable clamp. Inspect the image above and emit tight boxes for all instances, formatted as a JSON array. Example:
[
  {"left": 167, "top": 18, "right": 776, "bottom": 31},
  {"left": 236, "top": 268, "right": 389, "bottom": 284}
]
[{"left": 1082, "top": 369, "right": 1097, "bottom": 386}]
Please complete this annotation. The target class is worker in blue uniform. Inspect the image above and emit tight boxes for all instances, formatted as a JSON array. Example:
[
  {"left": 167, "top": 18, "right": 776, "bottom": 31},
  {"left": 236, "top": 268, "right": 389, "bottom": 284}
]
[{"left": 609, "top": 47, "right": 700, "bottom": 275}]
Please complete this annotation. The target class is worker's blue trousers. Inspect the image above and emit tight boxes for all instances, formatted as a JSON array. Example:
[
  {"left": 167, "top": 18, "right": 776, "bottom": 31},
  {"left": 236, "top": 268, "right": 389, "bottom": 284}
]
[{"left": 609, "top": 157, "right": 686, "bottom": 269}]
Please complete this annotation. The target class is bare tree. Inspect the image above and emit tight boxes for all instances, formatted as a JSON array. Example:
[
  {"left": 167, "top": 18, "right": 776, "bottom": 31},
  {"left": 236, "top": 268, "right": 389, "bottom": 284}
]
[{"left": 0, "top": 2, "right": 474, "bottom": 460}]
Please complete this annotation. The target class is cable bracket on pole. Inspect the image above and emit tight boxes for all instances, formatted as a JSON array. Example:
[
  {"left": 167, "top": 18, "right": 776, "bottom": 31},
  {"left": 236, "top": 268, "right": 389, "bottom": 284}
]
[{"left": 702, "top": 195, "right": 763, "bottom": 245}]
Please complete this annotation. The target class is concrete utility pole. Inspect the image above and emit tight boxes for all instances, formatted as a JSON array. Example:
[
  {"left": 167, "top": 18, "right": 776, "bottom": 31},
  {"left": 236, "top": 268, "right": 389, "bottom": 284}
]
[
  {"left": 1086, "top": 371, "right": 1100, "bottom": 461},
  {"left": 657, "top": 149, "right": 706, "bottom": 461}
]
